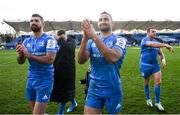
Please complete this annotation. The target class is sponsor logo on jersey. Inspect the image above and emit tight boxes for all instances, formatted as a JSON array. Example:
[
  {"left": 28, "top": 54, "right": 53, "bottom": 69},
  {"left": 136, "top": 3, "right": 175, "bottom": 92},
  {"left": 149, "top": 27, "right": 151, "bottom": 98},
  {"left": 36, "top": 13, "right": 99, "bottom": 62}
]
[{"left": 115, "top": 38, "right": 126, "bottom": 49}]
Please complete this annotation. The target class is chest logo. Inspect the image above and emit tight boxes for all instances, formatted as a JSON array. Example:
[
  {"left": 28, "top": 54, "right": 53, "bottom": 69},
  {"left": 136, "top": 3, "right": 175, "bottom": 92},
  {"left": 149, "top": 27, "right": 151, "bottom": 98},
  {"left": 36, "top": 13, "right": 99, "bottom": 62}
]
[{"left": 39, "top": 41, "right": 45, "bottom": 46}]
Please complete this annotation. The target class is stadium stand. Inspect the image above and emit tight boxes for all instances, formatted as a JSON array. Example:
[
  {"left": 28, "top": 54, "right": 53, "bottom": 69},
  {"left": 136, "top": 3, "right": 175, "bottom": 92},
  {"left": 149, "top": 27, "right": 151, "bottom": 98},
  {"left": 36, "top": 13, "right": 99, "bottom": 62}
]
[
  {"left": 5, "top": 35, "right": 30, "bottom": 49},
  {"left": 2, "top": 20, "right": 180, "bottom": 47},
  {"left": 3, "top": 20, "right": 180, "bottom": 32}
]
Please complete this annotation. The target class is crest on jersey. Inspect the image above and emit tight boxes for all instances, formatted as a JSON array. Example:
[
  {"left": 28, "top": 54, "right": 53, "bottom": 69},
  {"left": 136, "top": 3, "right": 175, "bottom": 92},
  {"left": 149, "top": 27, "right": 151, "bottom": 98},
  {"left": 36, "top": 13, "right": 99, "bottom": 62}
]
[
  {"left": 39, "top": 41, "right": 45, "bottom": 46},
  {"left": 106, "top": 41, "right": 113, "bottom": 48}
]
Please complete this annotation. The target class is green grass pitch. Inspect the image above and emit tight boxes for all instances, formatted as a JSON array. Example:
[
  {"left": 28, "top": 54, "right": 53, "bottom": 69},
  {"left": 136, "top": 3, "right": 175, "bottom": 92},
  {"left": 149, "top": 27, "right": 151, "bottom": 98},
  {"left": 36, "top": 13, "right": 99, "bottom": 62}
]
[{"left": 0, "top": 46, "right": 180, "bottom": 114}]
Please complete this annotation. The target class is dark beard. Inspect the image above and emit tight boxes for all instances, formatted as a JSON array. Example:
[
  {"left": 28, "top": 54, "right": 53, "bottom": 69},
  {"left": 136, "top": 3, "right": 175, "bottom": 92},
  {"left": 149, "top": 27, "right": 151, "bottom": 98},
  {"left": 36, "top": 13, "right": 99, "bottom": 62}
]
[
  {"left": 31, "top": 25, "right": 41, "bottom": 32},
  {"left": 99, "top": 24, "right": 111, "bottom": 32},
  {"left": 100, "top": 27, "right": 110, "bottom": 32}
]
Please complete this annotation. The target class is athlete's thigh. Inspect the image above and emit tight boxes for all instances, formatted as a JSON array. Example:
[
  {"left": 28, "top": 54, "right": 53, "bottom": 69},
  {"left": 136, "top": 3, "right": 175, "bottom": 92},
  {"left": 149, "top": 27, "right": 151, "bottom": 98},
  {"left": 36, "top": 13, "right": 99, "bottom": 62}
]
[
  {"left": 140, "top": 65, "right": 153, "bottom": 78},
  {"left": 85, "top": 92, "right": 103, "bottom": 113},
  {"left": 105, "top": 93, "right": 122, "bottom": 114},
  {"left": 26, "top": 79, "right": 36, "bottom": 101},
  {"left": 152, "top": 71, "right": 161, "bottom": 85},
  {"left": 32, "top": 80, "right": 53, "bottom": 114},
  {"left": 34, "top": 79, "right": 53, "bottom": 103}
]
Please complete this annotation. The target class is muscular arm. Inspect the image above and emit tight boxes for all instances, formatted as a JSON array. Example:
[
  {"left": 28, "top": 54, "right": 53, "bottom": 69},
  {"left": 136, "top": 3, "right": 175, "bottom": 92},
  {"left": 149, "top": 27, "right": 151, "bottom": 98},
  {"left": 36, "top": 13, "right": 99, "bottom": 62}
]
[
  {"left": 92, "top": 35, "right": 121, "bottom": 64},
  {"left": 158, "top": 48, "right": 166, "bottom": 68},
  {"left": 158, "top": 48, "right": 165, "bottom": 61},
  {"left": 27, "top": 52, "right": 56, "bottom": 64},
  {"left": 146, "top": 41, "right": 168, "bottom": 48},
  {"left": 81, "top": 19, "right": 121, "bottom": 64},
  {"left": 77, "top": 37, "right": 90, "bottom": 64},
  {"left": 146, "top": 41, "right": 174, "bottom": 52}
]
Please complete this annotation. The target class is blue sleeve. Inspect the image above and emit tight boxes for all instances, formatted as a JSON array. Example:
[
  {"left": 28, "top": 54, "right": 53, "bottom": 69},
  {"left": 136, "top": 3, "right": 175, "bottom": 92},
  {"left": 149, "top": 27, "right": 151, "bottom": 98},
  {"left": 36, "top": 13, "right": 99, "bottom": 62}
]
[
  {"left": 141, "top": 38, "right": 152, "bottom": 46},
  {"left": 112, "top": 37, "right": 126, "bottom": 56},
  {"left": 86, "top": 39, "right": 93, "bottom": 53},
  {"left": 22, "top": 37, "right": 29, "bottom": 48},
  {"left": 141, "top": 38, "right": 147, "bottom": 46},
  {"left": 46, "top": 36, "right": 57, "bottom": 53}
]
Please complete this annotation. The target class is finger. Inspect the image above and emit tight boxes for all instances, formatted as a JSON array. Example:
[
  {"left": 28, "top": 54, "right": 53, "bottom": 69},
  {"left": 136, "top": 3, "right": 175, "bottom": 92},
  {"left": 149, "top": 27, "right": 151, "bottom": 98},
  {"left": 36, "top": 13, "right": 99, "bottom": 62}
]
[
  {"left": 84, "top": 19, "right": 91, "bottom": 28},
  {"left": 170, "top": 48, "right": 174, "bottom": 53},
  {"left": 81, "top": 26, "right": 88, "bottom": 32},
  {"left": 16, "top": 48, "right": 21, "bottom": 53},
  {"left": 81, "top": 21, "right": 87, "bottom": 29},
  {"left": 162, "top": 64, "right": 165, "bottom": 69},
  {"left": 82, "top": 25, "right": 89, "bottom": 32},
  {"left": 16, "top": 45, "right": 22, "bottom": 52},
  {"left": 16, "top": 44, "right": 21, "bottom": 49},
  {"left": 82, "top": 20, "right": 89, "bottom": 30},
  {"left": 86, "top": 19, "right": 91, "bottom": 27},
  {"left": 81, "top": 20, "right": 85, "bottom": 27},
  {"left": 82, "top": 25, "right": 90, "bottom": 35}
]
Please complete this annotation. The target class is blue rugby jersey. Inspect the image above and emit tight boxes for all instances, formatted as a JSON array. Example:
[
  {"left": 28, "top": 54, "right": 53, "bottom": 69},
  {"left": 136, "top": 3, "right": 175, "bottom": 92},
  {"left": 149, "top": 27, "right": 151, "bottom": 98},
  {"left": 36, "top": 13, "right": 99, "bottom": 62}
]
[
  {"left": 140, "top": 36, "right": 160, "bottom": 66},
  {"left": 23, "top": 33, "right": 57, "bottom": 80},
  {"left": 87, "top": 34, "right": 126, "bottom": 97}
]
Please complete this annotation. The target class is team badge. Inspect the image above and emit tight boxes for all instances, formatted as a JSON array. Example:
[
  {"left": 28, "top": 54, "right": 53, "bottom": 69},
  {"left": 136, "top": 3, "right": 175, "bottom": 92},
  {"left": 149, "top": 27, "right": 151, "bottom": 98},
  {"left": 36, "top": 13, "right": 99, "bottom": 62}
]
[
  {"left": 106, "top": 41, "right": 113, "bottom": 48},
  {"left": 39, "top": 41, "right": 45, "bottom": 46}
]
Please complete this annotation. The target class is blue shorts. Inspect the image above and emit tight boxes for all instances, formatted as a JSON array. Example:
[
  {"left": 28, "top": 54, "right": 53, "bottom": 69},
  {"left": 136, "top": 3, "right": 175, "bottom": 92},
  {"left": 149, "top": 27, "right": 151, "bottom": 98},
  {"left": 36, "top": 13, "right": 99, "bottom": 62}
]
[
  {"left": 26, "top": 78, "right": 53, "bottom": 103},
  {"left": 85, "top": 91, "right": 122, "bottom": 114},
  {"left": 140, "top": 63, "right": 160, "bottom": 78}
]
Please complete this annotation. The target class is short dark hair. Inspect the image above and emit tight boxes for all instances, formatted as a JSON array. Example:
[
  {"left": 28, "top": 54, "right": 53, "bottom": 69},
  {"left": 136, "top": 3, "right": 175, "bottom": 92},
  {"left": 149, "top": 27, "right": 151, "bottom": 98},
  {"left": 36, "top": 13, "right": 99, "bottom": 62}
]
[
  {"left": 100, "top": 11, "right": 113, "bottom": 20},
  {"left": 57, "top": 30, "right": 66, "bottom": 36},
  {"left": 31, "top": 14, "right": 44, "bottom": 21},
  {"left": 147, "top": 27, "right": 155, "bottom": 32}
]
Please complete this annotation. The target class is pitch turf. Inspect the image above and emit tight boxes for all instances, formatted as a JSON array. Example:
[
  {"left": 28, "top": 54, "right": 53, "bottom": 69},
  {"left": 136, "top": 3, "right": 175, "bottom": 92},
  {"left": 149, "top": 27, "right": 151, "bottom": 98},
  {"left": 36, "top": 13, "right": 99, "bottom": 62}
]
[{"left": 0, "top": 46, "right": 179, "bottom": 114}]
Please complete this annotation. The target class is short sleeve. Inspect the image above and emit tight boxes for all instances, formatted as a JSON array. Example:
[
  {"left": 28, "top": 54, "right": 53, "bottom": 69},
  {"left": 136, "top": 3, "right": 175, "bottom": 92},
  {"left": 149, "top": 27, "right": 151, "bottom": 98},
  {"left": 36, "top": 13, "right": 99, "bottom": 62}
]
[
  {"left": 22, "top": 37, "right": 29, "bottom": 48},
  {"left": 112, "top": 37, "right": 126, "bottom": 55},
  {"left": 141, "top": 38, "right": 147, "bottom": 46},
  {"left": 46, "top": 37, "right": 58, "bottom": 53}
]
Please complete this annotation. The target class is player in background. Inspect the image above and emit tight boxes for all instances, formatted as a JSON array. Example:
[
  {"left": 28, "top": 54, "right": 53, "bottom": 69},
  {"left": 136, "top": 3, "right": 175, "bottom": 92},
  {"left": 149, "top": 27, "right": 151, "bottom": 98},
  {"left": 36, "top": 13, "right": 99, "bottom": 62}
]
[{"left": 140, "top": 27, "right": 174, "bottom": 111}]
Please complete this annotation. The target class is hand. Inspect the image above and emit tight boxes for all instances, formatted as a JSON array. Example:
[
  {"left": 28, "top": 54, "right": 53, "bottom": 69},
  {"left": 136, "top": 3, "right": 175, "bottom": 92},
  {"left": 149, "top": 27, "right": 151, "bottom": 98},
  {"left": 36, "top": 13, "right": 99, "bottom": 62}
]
[
  {"left": 165, "top": 44, "right": 174, "bottom": 53},
  {"left": 161, "top": 58, "right": 166, "bottom": 69},
  {"left": 16, "top": 44, "right": 23, "bottom": 54},
  {"left": 81, "top": 19, "right": 97, "bottom": 39},
  {"left": 21, "top": 45, "right": 31, "bottom": 58}
]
